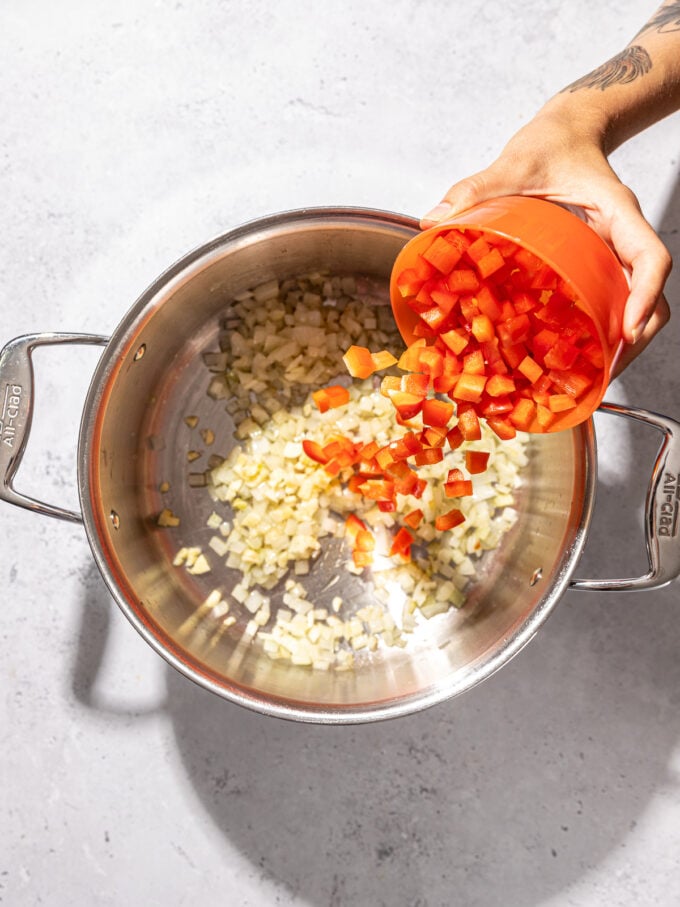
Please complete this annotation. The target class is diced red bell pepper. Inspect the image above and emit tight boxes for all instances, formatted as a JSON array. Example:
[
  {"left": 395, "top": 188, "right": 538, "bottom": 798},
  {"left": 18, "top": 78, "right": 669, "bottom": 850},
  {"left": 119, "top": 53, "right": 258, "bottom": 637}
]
[
  {"left": 548, "top": 369, "right": 594, "bottom": 398},
  {"left": 408, "top": 291, "right": 435, "bottom": 314},
  {"left": 481, "top": 338, "right": 509, "bottom": 376},
  {"left": 397, "top": 338, "right": 427, "bottom": 371},
  {"left": 486, "top": 416, "right": 517, "bottom": 440},
  {"left": 325, "top": 385, "right": 350, "bottom": 408},
  {"left": 345, "top": 513, "right": 368, "bottom": 542},
  {"left": 466, "top": 236, "right": 492, "bottom": 263},
  {"left": 422, "top": 235, "right": 463, "bottom": 273},
  {"left": 371, "top": 350, "right": 398, "bottom": 371},
  {"left": 440, "top": 329, "right": 469, "bottom": 356},
  {"left": 413, "top": 255, "right": 438, "bottom": 281},
  {"left": 513, "top": 247, "right": 543, "bottom": 275},
  {"left": 322, "top": 436, "right": 356, "bottom": 460},
  {"left": 544, "top": 337, "right": 580, "bottom": 371},
  {"left": 422, "top": 398, "right": 454, "bottom": 428},
  {"left": 418, "top": 347, "right": 445, "bottom": 377},
  {"left": 476, "top": 284, "right": 503, "bottom": 321},
  {"left": 343, "top": 345, "right": 375, "bottom": 379},
  {"left": 419, "top": 306, "right": 450, "bottom": 331},
  {"left": 412, "top": 321, "right": 437, "bottom": 339},
  {"left": 314, "top": 387, "right": 348, "bottom": 413},
  {"left": 505, "top": 313, "right": 531, "bottom": 344},
  {"left": 480, "top": 394, "right": 513, "bottom": 417},
  {"left": 412, "top": 478, "right": 428, "bottom": 499},
  {"left": 580, "top": 338, "right": 604, "bottom": 369},
  {"left": 529, "top": 263, "right": 559, "bottom": 290},
  {"left": 443, "top": 230, "right": 472, "bottom": 256},
  {"left": 380, "top": 375, "right": 402, "bottom": 397},
  {"left": 548, "top": 394, "right": 577, "bottom": 413},
  {"left": 347, "top": 473, "right": 368, "bottom": 494},
  {"left": 400, "top": 431, "right": 424, "bottom": 456},
  {"left": 476, "top": 247, "right": 506, "bottom": 279},
  {"left": 457, "top": 407, "right": 482, "bottom": 441},
  {"left": 359, "top": 440, "right": 380, "bottom": 461},
  {"left": 390, "top": 527, "right": 414, "bottom": 558},
  {"left": 509, "top": 397, "right": 536, "bottom": 431},
  {"left": 447, "top": 269, "right": 479, "bottom": 293},
  {"left": 422, "top": 426, "right": 448, "bottom": 447},
  {"left": 302, "top": 439, "right": 329, "bottom": 464},
  {"left": 430, "top": 287, "right": 459, "bottom": 315},
  {"left": 536, "top": 404, "right": 556, "bottom": 428},
  {"left": 446, "top": 425, "right": 464, "bottom": 450},
  {"left": 532, "top": 329, "right": 560, "bottom": 363},
  {"left": 433, "top": 361, "right": 460, "bottom": 394},
  {"left": 445, "top": 478, "right": 474, "bottom": 497},
  {"left": 378, "top": 500, "right": 397, "bottom": 512},
  {"left": 354, "top": 529, "right": 376, "bottom": 552},
  {"left": 390, "top": 391, "right": 425, "bottom": 420},
  {"left": 385, "top": 460, "right": 413, "bottom": 481},
  {"left": 414, "top": 447, "right": 444, "bottom": 466},
  {"left": 435, "top": 508, "right": 466, "bottom": 531},
  {"left": 517, "top": 355, "right": 543, "bottom": 384},
  {"left": 462, "top": 349, "right": 486, "bottom": 375},
  {"left": 393, "top": 468, "right": 420, "bottom": 496},
  {"left": 385, "top": 438, "right": 411, "bottom": 462},
  {"left": 453, "top": 372, "right": 486, "bottom": 403},
  {"left": 485, "top": 374, "right": 516, "bottom": 397},
  {"left": 471, "top": 313, "right": 495, "bottom": 343},
  {"left": 395, "top": 268, "right": 424, "bottom": 298},
  {"left": 323, "top": 459, "right": 342, "bottom": 477},
  {"left": 500, "top": 342, "right": 528, "bottom": 370},
  {"left": 401, "top": 373, "right": 429, "bottom": 396},
  {"left": 459, "top": 295, "right": 481, "bottom": 323},
  {"left": 512, "top": 290, "right": 538, "bottom": 314},
  {"left": 360, "top": 479, "right": 396, "bottom": 500},
  {"left": 352, "top": 550, "right": 373, "bottom": 568},
  {"left": 375, "top": 446, "right": 396, "bottom": 471},
  {"left": 465, "top": 450, "right": 490, "bottom": 474},
  {"left": 403, "top": 509, "right": 424, "bottom": 529}
]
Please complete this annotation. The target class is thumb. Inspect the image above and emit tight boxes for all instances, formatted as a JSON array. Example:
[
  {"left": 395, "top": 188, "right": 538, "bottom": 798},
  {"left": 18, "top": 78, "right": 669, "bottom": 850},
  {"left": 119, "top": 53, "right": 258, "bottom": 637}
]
[{"left": 420, "top": 166, "right": 511, "bottom": 229}]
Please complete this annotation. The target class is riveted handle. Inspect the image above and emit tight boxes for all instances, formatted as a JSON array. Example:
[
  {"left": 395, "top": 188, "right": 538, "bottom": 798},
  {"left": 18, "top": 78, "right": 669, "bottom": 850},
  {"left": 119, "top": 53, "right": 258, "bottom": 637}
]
[
  {"left": 0, "top": 333, "right": 108, "bottom": 522},
  {"left": 570, "top": 402, "right": 680, "bottom": 592}
]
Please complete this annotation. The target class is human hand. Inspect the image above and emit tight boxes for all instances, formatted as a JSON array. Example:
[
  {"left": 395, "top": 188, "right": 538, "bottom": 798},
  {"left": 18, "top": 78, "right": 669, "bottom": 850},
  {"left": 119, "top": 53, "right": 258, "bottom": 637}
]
[{"left": 421, "top": 103, "right": 671, "bottom": 371}]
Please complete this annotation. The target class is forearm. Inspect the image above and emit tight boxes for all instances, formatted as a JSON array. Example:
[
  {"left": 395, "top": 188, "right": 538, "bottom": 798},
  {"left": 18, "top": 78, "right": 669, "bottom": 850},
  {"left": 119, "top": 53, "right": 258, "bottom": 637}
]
[{"left": 538, "top": 1, "right": 680, "bottom": 153}]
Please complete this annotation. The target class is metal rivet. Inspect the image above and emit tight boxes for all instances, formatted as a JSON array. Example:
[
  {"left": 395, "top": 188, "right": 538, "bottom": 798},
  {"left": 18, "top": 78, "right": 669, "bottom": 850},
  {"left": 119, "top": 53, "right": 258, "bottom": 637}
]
[
  {"left": 110, "top": 509, "right": 120, "bottom": 530},
  {"left": 529, "top": 567, "right": 543, "bottom": 586},
  {"left": 134, "top": 343, "right": 146, "bottom": 361}
]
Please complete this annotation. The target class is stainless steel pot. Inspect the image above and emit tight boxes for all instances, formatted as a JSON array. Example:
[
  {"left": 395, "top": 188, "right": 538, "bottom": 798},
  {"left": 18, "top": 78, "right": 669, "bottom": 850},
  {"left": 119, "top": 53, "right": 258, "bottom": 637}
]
[{"left": 2, "top": 208, "right": 679, "bottom": 723}]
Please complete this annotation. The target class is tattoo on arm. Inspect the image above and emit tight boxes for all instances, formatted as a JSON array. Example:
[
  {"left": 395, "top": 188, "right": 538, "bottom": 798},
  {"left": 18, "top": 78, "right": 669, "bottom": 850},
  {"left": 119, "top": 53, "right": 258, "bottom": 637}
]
[
  {"left": 561, "top": 46, "right": 652, "bottom": 93},
  {"left": 634, "top": 0, "right": 680, "bottom": 37}
]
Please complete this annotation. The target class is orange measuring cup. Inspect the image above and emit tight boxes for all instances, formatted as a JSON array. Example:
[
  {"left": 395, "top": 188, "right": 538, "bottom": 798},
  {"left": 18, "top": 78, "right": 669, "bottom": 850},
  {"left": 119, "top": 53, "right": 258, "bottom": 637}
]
[{"left": 389, "top": 196, "right": 630, "bottom": 432}]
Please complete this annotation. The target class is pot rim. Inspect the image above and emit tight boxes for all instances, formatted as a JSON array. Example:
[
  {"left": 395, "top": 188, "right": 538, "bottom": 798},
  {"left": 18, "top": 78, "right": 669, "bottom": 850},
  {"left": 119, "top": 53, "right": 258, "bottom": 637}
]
[{"left": 75, "top": 206, "right": 597, "bottom": 724}]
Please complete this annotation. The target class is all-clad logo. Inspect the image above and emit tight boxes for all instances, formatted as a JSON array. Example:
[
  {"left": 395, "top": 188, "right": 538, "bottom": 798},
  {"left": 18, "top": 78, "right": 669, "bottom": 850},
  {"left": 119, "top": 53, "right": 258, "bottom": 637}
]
[
  {"left": 658, "top": 471, "right": 679, "bottom": 538},
  {"left": 1, "top": 383, "right": 23, "bottom": 449}
]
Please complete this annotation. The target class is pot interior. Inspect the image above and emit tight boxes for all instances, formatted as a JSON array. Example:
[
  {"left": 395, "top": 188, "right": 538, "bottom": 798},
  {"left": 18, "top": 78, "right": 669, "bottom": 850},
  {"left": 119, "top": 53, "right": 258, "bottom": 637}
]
[{"left": 81, "top": 209, "right": 593, "bottom": 722}]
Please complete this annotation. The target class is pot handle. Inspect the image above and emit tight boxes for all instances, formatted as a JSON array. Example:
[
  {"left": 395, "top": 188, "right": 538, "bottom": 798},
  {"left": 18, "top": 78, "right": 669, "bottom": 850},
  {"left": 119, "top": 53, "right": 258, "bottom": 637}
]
[
  {"left": 0, "top": 332, "right": 108, "bottom": 523},
  {"left": 570, "top": 402, "right": 680, "bottom": 592}
]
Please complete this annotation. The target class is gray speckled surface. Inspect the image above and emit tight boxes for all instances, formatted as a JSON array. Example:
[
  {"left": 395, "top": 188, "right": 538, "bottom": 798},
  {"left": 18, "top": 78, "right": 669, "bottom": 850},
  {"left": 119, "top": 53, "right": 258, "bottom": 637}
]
[{"left": 1, "top": 1, "right": 679, "bottom": 905}]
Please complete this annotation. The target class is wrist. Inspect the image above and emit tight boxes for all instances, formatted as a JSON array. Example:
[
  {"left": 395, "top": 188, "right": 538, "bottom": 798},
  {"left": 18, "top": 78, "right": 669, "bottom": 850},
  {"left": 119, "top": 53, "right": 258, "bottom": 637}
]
[{"left": 534, "top": 93, "right": 612, "bottom": 150}]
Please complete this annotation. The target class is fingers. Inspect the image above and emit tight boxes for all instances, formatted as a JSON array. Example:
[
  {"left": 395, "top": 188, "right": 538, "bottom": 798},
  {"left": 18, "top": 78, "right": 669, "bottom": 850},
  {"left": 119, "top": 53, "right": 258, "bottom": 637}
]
[
  {"left": 622, "top": 239, "right": 672, "bottom": 343},
  {"left": 597, "top": 185, "right": 672, "bottom": 344},
  {"left": 420, "top": 167, "right": 510, "bottom": 229},
  {"left": 612, "top": 292, "right": 671, "bottom": 376}
]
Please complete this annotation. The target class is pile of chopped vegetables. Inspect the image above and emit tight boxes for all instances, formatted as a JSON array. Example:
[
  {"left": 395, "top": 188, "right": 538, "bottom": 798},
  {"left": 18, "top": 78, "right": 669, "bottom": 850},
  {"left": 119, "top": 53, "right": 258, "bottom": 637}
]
[
  {"left": 161, "top": 270, "right": 529, "bottom": 670},
  {"left": 392, "top": 227, "right": 605, "bottom": 433}
]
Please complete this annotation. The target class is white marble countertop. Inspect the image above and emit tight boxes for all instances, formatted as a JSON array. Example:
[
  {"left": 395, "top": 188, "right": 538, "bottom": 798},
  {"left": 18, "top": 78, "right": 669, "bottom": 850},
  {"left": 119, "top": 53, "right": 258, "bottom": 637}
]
[{"left": 2, "top": 1, "right": 679, "bottom": 904}]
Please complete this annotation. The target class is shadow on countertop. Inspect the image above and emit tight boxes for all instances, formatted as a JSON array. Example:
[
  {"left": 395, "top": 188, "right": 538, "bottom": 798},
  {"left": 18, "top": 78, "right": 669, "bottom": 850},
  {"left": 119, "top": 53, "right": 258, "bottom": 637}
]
[{"left": 72, "top": 181, "right": 680, "bottom": 906}]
